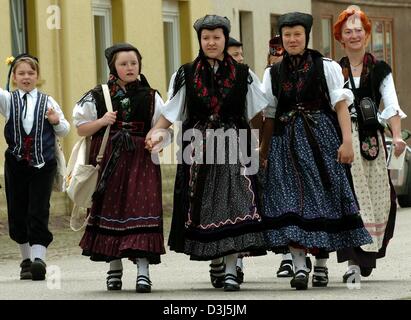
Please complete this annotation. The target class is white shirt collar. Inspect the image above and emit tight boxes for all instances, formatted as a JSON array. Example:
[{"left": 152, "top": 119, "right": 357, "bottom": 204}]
[{"left": 18, "top": 88, "right": 38, "bottom": 99}]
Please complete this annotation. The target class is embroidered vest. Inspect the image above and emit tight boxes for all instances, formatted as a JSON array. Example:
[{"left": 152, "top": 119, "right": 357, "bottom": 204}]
[{"left": 5, "top": 91, "right": 55, "bottom": 166}]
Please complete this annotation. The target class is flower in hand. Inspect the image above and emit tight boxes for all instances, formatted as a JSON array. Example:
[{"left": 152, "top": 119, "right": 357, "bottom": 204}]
[{"left": 46, "top": 107, "right": 60, "bottom": 125}]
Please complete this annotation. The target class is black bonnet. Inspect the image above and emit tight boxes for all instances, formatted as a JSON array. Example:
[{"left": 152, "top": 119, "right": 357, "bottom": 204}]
[{"left": 278, "top": 12, "right": 313, "bottom": 35}]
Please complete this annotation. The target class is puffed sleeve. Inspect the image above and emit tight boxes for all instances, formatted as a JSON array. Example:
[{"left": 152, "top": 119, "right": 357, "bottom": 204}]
[
  {"left": 72, "top": 92, "right": 98, "bottom": 127},
  {"left": 162, "top": 71, "right": 186, "bottom": 123},
  {"left": 0, "top": 88, "right": 11, "bottom": 120},
  {"left": 245, "top": 69, "right": 270, "bottom": 121},
  {"left": 378, "top": 73, "right": 407, "bottom": 121},
  {"left": 151, "top": 91, "right": 165, "bottom": 126},
  {"left": 261, "top": 67, "right": 277, "bottom": 119},
  {"left": 48, "top": 96, "right": 70, "bottom": 137},
  {"left": 323, "top": 59, "right": 354, "bottom": 109}
]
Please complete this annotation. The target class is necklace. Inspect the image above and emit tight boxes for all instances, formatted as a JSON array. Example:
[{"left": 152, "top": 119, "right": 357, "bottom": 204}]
[{"left": 350, "top": 61, "right": 363, "bottom": 72}]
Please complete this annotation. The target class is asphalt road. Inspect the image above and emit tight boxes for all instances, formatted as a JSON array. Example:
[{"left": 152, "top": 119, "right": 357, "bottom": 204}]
[{"left": 0, "top": 207, "right": 410, "bottom": 301}]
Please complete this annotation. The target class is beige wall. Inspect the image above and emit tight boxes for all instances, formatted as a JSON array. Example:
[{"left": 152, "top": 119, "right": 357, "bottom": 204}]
[
  {"left": 0, "top": 0, "right": 12, "bottom": 168},
  {"left": 210, "top": 0, "right": 312, "bottom": 78},
  {"left": 59, "top": 0, "right": 97, "bottom": 151},
  {"left": 122, "top": 0, "right": 167, "bottom": 96}
]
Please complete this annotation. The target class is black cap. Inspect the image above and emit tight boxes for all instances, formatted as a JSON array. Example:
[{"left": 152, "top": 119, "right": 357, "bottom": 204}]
[
  {"left": 278, "top": 12, "right": 313, "bottom": 35},
  {"left": 104, "top": 43, "right": 142, "bottom": 76},
  {"left": 227, "top": 37, "right": 243, "bottom": 48},
  {"left": 6, "top": 53, "right": 39, "bottom": 91},
  {"left": 193, "top": 15, "right": 231, "bottom": 35}
]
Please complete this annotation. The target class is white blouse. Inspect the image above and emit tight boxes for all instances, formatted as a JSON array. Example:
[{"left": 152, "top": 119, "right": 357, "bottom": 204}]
[
  {"left": 0, "top": 87, "right": 70, "bottom": 137},
  {"left": 162, "top": 66, "right": 269, "bottom": 124},
  {"left": 262, "top": 59, "right": 354, "bottom": 118},
  {"left": 349, "top": 75, "right": 406, "bottom": 122},
  {"left": 73, "top": 91, "right": 164, "bottom": 128}
]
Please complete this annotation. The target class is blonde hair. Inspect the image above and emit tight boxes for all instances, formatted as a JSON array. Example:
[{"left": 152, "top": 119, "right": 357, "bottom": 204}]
[{"left": 12, "top": 57, "right": 40, "bottom": 75}]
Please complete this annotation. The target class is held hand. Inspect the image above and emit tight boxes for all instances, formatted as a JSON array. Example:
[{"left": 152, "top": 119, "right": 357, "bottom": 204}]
[
  {"left": 392, "top": 137, "right": 407, "bottom": 157},
  {"left": 100, "top": 111, "right": 117, "bottom": 126},
  {"left": 46, "top": 107, "right": 60, "bottom": 125},
  {"left": 145, "top": 128, "right": 166, "bottom": 153},
  {"left": 337, "top": 142, "right": 354, "bottom": 164}
]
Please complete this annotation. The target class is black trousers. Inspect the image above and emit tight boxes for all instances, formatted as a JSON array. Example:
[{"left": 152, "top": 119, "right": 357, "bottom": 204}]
[{"left": 4, "top": 151, "right": 56, "bottom": 247}]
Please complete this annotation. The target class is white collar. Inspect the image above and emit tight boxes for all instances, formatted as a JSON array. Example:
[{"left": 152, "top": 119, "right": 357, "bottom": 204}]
[{"left": 18, "top": 88, "right": 38, "bottom": 99}]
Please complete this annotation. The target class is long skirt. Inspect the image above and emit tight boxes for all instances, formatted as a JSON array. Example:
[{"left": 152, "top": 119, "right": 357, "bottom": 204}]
[
  {"left": 337, "top": 126, "right": 396, "bottom": 268},
  {"left": 263, "top": 112, "right": 372, "bottom": 252},
  {"left": 79, "top": 134, "right": 165, "bottom": 264},
  {"left": 168, "top": 122, "right": 266, "bottom": 261}
]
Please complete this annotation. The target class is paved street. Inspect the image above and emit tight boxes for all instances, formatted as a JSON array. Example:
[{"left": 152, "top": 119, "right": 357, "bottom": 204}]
[{"left": 0, "top": 207, "right": 410, "bottom": 301}]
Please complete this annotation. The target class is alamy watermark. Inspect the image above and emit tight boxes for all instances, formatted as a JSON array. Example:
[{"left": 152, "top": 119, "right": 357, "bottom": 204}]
[{"left": 150, "top": 121, "right": 260, "bottom": 175}]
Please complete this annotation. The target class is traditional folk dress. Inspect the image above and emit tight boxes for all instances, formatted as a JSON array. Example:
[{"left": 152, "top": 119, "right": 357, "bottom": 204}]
[
  {"left": 262, "top": 49, "right": 372, "bottom": 253},
  {"left": 74, "top": 75, "right": 165, "bottom": 264},
  {"left": 165, "top": 54, "right": 268, "bottom": 260},
  {"left": 337, "top": 53, "right": 407, "bottom": 268}
]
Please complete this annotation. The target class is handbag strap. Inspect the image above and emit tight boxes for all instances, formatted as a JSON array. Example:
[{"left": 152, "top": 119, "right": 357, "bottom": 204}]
[
  {"left": 95, "top": 84, "right": 113, "bottom": 164},
  {"left": 347, "top": 66, "right": 360, "bottom": 106}
]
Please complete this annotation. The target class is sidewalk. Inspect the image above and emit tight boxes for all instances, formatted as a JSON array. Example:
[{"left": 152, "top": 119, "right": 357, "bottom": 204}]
[{"left": 0, "top": 208, "right": 410, "bottom": 300}]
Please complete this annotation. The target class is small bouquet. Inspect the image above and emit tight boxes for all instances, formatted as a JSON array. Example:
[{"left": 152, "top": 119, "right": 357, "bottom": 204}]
[{"left": 5, "top": 56, "right": 15, "bottom": 66}]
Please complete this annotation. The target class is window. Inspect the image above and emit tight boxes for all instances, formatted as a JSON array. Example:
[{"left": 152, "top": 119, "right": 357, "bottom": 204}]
[
  {"left": 10, "top": 0, "right": 27, "bottom": 56},
  {"left": 92, "top": 0, "right": 113, "bottom": 84},
  {"left": 163, "top": 0, "right": 181, "bottom": 86},
  {"left": 320, "top": 16, "right": 334, "bottom": 59},
  {"left": 370, "top": 18, "right": 393, "bottom": 68},
  {"left": 270, "top": 14, "right": 280, "bottom": 38},
  {"left": 239, "top": 11, "right": 254, "bottom": 69}
]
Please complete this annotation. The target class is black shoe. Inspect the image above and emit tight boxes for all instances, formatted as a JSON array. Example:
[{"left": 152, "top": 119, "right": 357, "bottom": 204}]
[
  {"left": 30, "top": 258, "right": 46, "bottom": 281},
  {"left": 209, "top": 261, "right": 225, "bottom": 288},
  {"left": 20, "top": 259, "right": 32, "bottom": 280},
  {"left": 136, "top": 275, "right": 152, "bottom": 293},
  {"left": 312, "top": 266, "right": 328, "bottom": 287},
  {"left": 290, "top": 270, "right": 309, "bottom": 290},
  {"left": 224, "top": 273, "right": 240, "bottom": 292},
  {"left": 360, "top": 266, "right": 373, "bottom": 277},
  {"left": 342, "top": 269, "right": 361, "bottom": 283},
  {"left": 106, "top": 270, "right": 123, "bottom": 291},
  {"left": 236, "top": 266, "right": 244, "bottom": 284},
  {"left": 276, "top": 259, "right": 294, "bottom": 278}
]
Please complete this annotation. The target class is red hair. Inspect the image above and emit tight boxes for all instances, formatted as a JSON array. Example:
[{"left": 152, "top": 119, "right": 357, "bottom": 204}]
[{"left": 333, "top": 8, "right": 371, "bottom": 42}]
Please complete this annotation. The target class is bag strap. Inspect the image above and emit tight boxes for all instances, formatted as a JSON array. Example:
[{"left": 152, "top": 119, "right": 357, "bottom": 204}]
[
  {"left": 95, "top": 84, "right": 113, "bottom": 164},
  {"left": 347, "top": 66, "right": 360, "bottom": 107}
]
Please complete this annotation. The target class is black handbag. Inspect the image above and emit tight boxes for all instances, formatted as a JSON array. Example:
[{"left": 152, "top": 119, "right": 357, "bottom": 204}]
[
  {"left": 356, "top": 96, "right": 380, "bottom": 129},
  {"left": 348, "top": 67, "right": 380, "bottom": 161},
  {"left": 348, "top": 69, "right": 380, "bottom": 129}
]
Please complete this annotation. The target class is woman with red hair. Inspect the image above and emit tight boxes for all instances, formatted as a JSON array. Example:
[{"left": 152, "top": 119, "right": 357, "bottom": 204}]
[{"left": 333, "top": 6, "right": 407, "bottom": 283}]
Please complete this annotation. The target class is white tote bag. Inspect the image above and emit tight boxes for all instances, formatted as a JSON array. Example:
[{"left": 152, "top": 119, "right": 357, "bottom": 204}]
[
  {"left": 53, "top": 137, "right": 66, "bottom": 192},
  {"left": 66, "top": 84, "right": 113, "bottom": 209}
]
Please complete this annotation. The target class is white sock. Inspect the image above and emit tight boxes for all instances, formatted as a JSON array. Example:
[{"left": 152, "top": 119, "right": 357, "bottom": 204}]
[
  {"left": 31, "top": 244, "right": 46, "bottom": 261},
  {"left": 224, "top": 253, "right": 238, "bottom": 285},
  {"left": 289, "top": 247, "right": 310, "bottom": 274},
  {"left": 236, "top": 257, "right": 243, "bottom": 270},
  {"left": 283, "top": 253, "right": 292, "bottom": 261},
  {"left": 109, "top": 259, "right": 123, "bottom": 271},
  {"left": 137, "top": 258, "right": 150, "bottom": 284},
  {"left": 314, "top": 258, "right": 328, "bottom": 268},
  {"left": 347, "top": 263, "right": 360, "bottom": 274},
  {"left": 19, "top": 243, "right": 31, "bottom": 261}
]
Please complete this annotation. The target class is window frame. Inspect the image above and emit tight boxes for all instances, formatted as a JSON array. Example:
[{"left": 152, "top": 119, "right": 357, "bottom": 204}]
[
  {"left": 320, "top": 15, "right": 334, "bottom": 59},
  {"left": 369, "top": 17, "right": 394, "bottom": 73},
  {"left": 10, "top": 0, "right": 27, "bottom": 56},
  {"left": 92, "top": 0, "right": 113, "bottom": 83}
]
